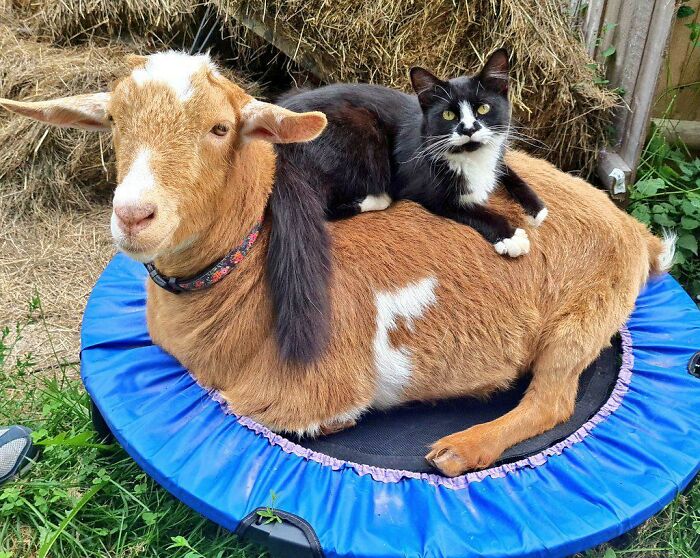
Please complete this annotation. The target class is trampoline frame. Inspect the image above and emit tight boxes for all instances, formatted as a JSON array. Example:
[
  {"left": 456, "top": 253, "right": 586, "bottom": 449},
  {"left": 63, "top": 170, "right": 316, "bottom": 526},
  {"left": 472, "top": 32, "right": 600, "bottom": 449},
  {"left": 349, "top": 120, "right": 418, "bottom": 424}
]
[{"left": 81, "top": 254, "right": 700, "bottom": 558}]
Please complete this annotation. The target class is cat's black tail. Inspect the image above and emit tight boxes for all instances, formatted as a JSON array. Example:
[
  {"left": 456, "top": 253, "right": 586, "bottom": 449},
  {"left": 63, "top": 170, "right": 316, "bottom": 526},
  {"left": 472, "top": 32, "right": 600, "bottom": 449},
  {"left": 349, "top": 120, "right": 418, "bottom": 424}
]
[{"left": 266, "top": 153, "right": 332, "bottom": 364}]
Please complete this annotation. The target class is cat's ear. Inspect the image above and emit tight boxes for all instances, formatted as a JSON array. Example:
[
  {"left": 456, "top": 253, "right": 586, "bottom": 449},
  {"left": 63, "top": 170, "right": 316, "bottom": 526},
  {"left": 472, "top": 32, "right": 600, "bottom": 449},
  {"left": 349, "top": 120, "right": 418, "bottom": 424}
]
[
  {"left": 479, "top": 49, "right": 509, "bottom": 95},
  {"left": 410, "top": 67, "right": 448, "bottom": 109}
]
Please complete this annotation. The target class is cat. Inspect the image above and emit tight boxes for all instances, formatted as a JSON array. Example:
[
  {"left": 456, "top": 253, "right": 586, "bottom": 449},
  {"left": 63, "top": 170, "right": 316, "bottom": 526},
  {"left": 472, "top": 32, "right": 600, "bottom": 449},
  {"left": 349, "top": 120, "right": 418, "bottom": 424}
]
[
  {"left": 269, "top": 49, "right": 547, "bottom": 362},
  {"left": 324, "top": 48, "right": 548, "bottom": 255}
]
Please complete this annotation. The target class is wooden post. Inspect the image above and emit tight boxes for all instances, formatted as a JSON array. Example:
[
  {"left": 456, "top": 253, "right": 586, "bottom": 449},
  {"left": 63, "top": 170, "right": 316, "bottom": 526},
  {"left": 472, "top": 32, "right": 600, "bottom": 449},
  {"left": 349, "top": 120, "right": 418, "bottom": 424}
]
[{"left": 573, "top": 0, "right": 675, "bottom": 203}]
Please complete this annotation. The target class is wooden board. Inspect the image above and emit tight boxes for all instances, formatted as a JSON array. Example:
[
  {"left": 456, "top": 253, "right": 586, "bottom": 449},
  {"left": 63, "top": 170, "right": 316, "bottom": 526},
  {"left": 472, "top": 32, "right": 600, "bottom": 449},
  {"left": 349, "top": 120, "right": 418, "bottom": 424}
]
[
  {"left": 574, "top": 0, "right": 675, "bottom": 192},
  {"left": 652, "top": 0, "right": 700, "bottom": 121}
]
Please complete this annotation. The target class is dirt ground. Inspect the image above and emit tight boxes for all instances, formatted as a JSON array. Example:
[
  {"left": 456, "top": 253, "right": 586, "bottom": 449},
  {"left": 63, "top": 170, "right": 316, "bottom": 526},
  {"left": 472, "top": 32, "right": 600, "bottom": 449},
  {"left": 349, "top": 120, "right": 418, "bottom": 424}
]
[{"left": 0, "top": 205, "right": 115, "bottom": 376}]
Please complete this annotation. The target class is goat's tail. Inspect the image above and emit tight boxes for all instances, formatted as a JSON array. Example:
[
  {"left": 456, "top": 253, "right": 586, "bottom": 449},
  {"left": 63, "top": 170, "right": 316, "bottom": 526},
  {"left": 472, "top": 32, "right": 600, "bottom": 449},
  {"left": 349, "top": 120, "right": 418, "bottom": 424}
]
[
  {"left": 648, "top": 228, "right": 676, "bottom": 275},
  {"left": 266, "top": 156, "right": 332, "bottom": 364}
]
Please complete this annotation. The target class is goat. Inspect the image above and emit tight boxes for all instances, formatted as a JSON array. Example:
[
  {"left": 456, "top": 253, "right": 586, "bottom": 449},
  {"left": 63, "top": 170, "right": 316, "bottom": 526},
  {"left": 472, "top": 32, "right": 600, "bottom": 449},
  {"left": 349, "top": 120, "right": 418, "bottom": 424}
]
[{"left": 0, "top": 51, "right": 673, "bottom": 477}]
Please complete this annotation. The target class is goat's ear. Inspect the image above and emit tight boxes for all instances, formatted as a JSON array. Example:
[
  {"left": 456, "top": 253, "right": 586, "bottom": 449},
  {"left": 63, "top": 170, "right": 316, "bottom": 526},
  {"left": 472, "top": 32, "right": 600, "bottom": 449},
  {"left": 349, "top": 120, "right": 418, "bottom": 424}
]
[
  {"left": 241, "top": 100, "right": 327, "bottom": 144},
  {"left": 126, "top": 54, "right": 148, "bottom": 69},
  {"left": 0, "top": 92, "right": 112, "bottom": 131},
  {"left": 479, "top": 49, "right": 509, "bottom": 95}
]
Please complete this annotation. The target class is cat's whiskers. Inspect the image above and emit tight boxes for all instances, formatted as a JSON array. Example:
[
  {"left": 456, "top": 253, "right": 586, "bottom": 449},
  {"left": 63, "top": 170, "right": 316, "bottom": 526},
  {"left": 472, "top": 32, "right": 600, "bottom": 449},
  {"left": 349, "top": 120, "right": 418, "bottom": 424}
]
[
  {"left": 489, "top": 125, "right": 548, "bottom": 150},
  {"left": 403, "top": 134, "right": 452, "bottom": 164}
]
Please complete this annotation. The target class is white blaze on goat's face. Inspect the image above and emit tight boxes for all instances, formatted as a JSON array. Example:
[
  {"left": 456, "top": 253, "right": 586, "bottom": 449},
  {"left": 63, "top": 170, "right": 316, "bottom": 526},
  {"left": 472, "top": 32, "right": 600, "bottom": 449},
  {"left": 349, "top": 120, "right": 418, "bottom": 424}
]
[
  {"left": 372, "top": 276, "right": 438, "bottom": 408},
  {"left": 107, "top": 51, "right": 241, "bottom": 260},
  {"left": 130, "top": 51, "right": 219, "bottom": 103},
  {"left": 114, "top": 148, "right": 155, "bottom": 206},
  {"left": 110, "top": 148, "right": 180, "bottom": 261}
]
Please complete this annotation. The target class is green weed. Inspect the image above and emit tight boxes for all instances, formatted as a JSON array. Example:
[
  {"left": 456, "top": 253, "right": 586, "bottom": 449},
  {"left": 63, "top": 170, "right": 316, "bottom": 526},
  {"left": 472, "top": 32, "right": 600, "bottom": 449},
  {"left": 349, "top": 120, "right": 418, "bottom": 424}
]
[{"left": 0, "top": 297, "right": 265, "bottom": 558}]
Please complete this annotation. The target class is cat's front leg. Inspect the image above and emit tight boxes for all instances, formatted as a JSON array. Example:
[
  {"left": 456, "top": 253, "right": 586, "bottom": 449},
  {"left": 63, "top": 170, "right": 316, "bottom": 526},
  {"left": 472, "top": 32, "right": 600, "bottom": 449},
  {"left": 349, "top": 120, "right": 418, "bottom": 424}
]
[
  {"left": 501, "top": 165, "right": 548, "bottom": 227},
  {"left": 426, "top": 201, "right": 530, "bottom": 257},
  {"left": 326, "top": 193, "right": 392, "bottom": 221}
]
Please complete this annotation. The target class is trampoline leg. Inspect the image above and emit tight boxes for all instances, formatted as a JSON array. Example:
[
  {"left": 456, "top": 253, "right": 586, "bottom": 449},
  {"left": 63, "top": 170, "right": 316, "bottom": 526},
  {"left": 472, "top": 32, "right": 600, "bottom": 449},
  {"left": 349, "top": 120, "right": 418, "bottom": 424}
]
[
  {"left": 90, "top": 399, "right": 115, "bottom": 443},
  {"left": 608, "top": 526, "right": 640, "bottom": 551},
  {"left": 236, "top": 508, "right": 321, "bottom": 558}
]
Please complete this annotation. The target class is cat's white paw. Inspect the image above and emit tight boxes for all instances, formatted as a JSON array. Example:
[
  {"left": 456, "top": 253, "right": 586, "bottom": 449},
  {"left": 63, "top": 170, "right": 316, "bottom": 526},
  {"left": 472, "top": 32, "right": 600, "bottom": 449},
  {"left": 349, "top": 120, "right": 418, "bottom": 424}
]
[
  {"left": 526, "top": 207, "right": 548, "bottom": 227},
  {"left": 359, "top": 193, "right": 392, "bottom": 212},
  {"left": 494, "top": 228, "right": 530, "bottom": 258}
]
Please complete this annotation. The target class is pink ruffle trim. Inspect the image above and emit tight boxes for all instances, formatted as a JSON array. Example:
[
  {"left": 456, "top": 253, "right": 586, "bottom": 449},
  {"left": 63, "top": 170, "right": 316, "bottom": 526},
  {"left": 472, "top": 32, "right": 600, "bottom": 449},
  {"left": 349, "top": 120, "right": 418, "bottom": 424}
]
[{"left": 204, "top": 326, "right": 634, "bottom": 490}]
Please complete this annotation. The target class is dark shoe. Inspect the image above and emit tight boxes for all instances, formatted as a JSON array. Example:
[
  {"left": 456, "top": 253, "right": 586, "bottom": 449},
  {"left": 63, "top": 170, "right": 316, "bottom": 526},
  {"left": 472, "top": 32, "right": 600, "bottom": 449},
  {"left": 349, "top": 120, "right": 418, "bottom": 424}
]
[{"left": 0, "top": 425, "right": 39, "bottom": 485}]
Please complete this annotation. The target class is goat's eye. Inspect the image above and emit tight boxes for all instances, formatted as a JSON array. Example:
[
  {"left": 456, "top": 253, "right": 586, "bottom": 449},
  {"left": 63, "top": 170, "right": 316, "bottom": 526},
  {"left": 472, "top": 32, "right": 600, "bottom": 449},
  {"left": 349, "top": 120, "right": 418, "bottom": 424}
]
[
  {"left": 106, "top": 113, "right": 114, "bottom": 123},
  {"left": 477, "top": 104, "right": 491, "bottom": 115},
  {"left": 442, "top": 110, "right": 456, "bottom": 121},
  {"left": 211, "top": 123, "right": 230, "bottom": 137}
]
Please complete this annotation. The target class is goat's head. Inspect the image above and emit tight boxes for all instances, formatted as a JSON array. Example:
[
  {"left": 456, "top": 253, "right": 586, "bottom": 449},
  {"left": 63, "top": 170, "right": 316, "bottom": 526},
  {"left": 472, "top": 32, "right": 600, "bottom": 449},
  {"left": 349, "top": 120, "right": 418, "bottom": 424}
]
[{"left": 0, "top": 51, "right": 326, "bottom": 262}]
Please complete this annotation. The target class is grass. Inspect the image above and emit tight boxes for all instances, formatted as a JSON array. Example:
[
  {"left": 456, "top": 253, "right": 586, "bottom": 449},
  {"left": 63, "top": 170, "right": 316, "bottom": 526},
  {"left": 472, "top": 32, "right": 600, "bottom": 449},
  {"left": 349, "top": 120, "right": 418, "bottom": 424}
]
[
  {"left": 0, "top": 296, "right": 266, "bottom": 558},
  {"left": 0, "top": 294, "right": 699, "bottom": 558}
]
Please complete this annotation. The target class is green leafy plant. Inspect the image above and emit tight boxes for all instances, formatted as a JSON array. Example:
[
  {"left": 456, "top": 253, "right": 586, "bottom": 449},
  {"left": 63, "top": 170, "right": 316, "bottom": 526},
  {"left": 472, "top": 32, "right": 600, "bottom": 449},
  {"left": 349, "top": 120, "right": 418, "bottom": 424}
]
[
  {"left": 256, "top": 491, "right": 282, "bottom": 526},
  {"left": 629, "top": 6, "right": 700, "bottom": 303},
  {"left": 629, "top": 131, "right": 700, "bottom": 300}
]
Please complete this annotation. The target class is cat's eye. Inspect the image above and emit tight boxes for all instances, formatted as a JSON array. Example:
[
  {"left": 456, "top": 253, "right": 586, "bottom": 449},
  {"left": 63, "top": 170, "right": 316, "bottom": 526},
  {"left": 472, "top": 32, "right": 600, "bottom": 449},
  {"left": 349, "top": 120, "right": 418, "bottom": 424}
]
[
  {"left": 477, "top": 104, "right": 491, "bottom": 115},
  {"left": 442, "top": 110, "right": 456, "bottom": 121}
]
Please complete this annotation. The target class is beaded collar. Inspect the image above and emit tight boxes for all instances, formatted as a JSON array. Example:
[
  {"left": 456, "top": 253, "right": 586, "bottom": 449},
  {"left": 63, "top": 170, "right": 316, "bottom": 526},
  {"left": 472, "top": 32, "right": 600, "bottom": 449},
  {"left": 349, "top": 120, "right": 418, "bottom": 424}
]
[{"left": 144, "top": 217, "right": 263, "bottom": 294}]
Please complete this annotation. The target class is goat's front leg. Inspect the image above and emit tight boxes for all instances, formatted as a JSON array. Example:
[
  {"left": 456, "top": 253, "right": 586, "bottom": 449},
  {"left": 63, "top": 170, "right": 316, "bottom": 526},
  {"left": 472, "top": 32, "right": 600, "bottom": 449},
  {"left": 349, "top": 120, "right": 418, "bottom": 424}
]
[
  {"left": 424, "top": 201, "right": 530, "bottom": 258},
  {"left": 425, "top": 340, "right": 596, "bottom": 477},
  {"left": 502, "top": 165, "right": 548, "bottom": 227}
]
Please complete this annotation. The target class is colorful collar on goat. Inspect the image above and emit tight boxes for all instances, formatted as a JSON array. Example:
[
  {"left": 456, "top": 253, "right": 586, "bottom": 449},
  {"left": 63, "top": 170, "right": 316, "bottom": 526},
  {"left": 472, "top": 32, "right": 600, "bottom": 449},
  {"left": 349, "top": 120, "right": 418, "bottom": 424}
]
[{"left": 144, "top": 217, "right": 264, "bottom": 294}]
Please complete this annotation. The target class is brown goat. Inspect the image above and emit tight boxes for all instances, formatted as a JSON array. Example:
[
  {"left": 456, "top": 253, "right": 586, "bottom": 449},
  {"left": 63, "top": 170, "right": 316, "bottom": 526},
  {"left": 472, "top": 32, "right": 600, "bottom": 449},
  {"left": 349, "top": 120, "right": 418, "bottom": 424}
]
[{"left": 0, "top": 52, "right": 672, "bottom": 477}]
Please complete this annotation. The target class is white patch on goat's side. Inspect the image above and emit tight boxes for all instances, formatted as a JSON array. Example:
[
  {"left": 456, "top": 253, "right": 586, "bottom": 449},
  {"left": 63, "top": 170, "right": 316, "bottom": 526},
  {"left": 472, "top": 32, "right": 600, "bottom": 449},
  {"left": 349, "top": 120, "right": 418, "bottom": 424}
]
[
  {"left": 359, "top": 193, "right": 392, "bottom": 213},
  {"left": 131, "top": 51, "right": 216, "bottom": 102},
  {"left": 372, "top": 276, "right": 438, "bottom": 409},
  {"left": 494, "top": 228, "right": 530, "bottom": 257},
  {"left": 447, "top": 134, "right": 506, "bottom": 206},
  {"left": 526, "top": 207, "right": 549, "bottom": 227}
]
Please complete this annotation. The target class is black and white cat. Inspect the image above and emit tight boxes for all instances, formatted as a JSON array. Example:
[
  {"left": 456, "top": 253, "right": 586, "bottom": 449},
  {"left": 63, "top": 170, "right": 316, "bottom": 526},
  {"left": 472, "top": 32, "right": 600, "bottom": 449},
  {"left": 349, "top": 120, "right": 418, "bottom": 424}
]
[
  {"left": 322, "top": 48, "right": 547, "bottom": 256},
  {"left": 269, "top": 49, "right": 547, "bottom": 362}
]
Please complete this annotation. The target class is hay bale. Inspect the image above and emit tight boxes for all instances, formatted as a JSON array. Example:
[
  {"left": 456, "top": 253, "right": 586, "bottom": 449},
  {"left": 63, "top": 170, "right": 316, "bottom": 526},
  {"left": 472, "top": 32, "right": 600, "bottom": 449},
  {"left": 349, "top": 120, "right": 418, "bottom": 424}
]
[
  {"left": 0, "top": 15, "right": 133, "bottom": 214},
  {"left": 10, "top": 0, "right": 199, "bottom": 46},
  {"left": 0, "top": 6, "right": 258, "bottom": 215},
  {"left": 213, "top": 0, "right": 617, "bottom": 174}
]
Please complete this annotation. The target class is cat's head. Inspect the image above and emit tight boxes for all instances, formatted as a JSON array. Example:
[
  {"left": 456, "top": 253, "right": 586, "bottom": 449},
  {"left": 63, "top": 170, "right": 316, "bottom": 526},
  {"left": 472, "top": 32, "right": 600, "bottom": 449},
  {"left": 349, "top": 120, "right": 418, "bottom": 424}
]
[{"left": 409, "top": 49, "right": 510, "bottom": 156}]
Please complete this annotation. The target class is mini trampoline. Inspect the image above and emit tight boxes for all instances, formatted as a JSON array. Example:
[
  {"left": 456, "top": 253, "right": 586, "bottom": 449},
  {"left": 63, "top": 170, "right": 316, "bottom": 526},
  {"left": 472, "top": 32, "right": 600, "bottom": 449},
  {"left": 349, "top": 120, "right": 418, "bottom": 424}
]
[{"left": 81, "top": 253, "right": 700, "bottom": 558}]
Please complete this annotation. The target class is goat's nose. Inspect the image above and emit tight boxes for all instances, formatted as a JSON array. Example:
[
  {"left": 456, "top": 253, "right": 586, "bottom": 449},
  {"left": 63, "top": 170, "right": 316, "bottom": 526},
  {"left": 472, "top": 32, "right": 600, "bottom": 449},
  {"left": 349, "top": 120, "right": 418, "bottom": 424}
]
[{"left": 114, "top": 203, "right": 156, "bottom": 234}]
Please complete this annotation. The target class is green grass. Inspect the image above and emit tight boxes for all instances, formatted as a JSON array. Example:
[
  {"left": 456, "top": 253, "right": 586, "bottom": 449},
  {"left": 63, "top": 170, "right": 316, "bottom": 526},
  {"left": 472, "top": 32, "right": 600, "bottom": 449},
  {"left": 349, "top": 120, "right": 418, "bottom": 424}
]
[
  {"left": 628, "top": 130, "right": 700, "bottom": 301},
  {"left": 0, "top": 298, "right": 265, "bottom": 558},
  {"left": 1, "top": 296, "right": 699, "bottom": 558}
]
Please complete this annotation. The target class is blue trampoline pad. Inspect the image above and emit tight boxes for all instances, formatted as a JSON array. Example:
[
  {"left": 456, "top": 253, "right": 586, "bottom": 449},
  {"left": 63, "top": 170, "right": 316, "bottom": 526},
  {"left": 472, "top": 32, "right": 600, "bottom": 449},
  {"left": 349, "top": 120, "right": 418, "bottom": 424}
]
[{"left": 82, "top": 253, "right": 700, "bottom": 558}]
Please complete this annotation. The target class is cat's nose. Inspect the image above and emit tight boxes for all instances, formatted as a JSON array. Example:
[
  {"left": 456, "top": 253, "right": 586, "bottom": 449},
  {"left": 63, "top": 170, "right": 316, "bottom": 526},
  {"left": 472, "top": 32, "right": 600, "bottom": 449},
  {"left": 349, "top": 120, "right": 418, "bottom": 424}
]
[{"left": 457, "top": 121, "right": 482, "bottom": 136}]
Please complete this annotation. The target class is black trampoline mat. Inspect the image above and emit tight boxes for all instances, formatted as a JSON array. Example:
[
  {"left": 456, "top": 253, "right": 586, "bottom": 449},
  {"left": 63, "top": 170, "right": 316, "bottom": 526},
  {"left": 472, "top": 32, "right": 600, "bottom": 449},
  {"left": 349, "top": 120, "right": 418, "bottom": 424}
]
[{"left": 290, "top": 338, "right": 621, "bottom": 473}]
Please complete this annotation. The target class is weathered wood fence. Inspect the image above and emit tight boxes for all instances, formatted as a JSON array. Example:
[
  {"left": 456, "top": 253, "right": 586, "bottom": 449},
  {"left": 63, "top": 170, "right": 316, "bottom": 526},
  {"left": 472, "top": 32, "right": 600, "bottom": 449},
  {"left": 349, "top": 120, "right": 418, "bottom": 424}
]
[{"left": 571, "top": 0, "right": 676, "bottom": 200}]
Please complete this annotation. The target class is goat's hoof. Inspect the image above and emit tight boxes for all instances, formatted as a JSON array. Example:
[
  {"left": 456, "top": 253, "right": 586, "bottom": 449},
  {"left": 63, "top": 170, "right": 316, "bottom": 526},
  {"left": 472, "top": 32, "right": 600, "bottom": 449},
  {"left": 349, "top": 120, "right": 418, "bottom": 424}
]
[
  {"left": 526, "top": 207, "right": 549, "bottom": 227},
  {"left": 494, "top": 228, "right": 530, "bottom": 258},
  {"left": 425, "top": 446, "right": 468, "bottom": 477},
  {"left": 319, "top": 418, "right": 356, "bottom": 436},
  {"left": 426, "top": 431, "right": 503, "bottom": 476}
]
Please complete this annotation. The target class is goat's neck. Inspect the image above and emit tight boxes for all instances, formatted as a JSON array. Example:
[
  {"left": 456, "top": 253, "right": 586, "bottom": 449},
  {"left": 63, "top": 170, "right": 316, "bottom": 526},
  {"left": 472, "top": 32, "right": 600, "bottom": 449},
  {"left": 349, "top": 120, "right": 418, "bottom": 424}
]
[{"left": 152, "top": 142, "right": 275, "bottom": 279}]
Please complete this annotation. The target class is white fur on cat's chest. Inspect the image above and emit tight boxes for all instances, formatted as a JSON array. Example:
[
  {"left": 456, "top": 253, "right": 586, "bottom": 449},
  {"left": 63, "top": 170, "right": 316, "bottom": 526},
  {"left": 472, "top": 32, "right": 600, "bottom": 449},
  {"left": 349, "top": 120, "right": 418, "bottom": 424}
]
[{"left": 444, "top": 137, "right": 505, "bottom": 206}]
